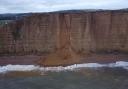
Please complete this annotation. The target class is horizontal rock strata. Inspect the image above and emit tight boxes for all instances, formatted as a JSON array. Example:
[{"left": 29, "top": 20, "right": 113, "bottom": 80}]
[{"left": 0, "top": 11, "right": 128, "bottom": 66}]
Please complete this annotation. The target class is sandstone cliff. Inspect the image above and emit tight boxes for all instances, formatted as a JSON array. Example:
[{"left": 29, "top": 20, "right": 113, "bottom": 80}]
[{"left": 0, "top": 10, "right": 128, "bottom": 66}]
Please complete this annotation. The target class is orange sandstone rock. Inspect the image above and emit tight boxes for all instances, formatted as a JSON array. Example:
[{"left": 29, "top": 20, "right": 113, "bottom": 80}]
[{"left": 0, "top": 10, "right": 128, "bottom": 66}]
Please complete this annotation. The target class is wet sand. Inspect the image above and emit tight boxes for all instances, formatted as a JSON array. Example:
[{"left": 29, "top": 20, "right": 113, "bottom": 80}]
[{"left": 0, "top": 71, "right": 43, "bottom": 78}]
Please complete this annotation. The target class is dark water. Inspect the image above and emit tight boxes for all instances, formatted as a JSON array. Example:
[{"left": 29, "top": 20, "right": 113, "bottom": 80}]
[{"left": 0, "top": 68, "right": 128, "bottom": 89}]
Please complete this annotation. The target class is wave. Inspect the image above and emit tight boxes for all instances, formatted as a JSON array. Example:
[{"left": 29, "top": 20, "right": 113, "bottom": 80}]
[{"left": 0, "top": 61, "right": 128, "bottom": 73}]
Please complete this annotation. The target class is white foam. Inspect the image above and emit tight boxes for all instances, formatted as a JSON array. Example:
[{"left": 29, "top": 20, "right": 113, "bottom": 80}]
[
  {"left": 0, "top": 61, "right": 128, "bottom": 73},
  {"left": 0, "top": 65, "right": 40, "bottom": 73}
]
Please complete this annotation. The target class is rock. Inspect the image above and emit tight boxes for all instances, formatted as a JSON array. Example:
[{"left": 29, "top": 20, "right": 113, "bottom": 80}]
[{"left": 0, "top": 10, "right": 128, "bottom": 66}]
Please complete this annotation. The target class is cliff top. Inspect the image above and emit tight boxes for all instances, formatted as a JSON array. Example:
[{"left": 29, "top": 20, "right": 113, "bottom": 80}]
[
  {"left": 0, "top": 8, "right": 128, "bottom": 20},
  {"left": 0, "top": 8, "right": 128, "bottom": 27}
]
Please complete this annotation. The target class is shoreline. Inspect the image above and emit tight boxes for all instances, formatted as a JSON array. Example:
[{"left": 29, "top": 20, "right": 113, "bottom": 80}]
[
  {"left": 0, "top": 61, "right": 128, "bottom": 74},
  {"left": 0, "top": 54, "right": 128, "bottom": 66}
]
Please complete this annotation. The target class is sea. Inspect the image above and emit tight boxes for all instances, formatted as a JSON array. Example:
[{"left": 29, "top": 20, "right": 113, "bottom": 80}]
[{"left": 0, "top": 61, "right": 128, "bottom": 89}]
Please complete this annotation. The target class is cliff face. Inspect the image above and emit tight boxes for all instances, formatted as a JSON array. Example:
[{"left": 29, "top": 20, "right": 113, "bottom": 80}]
[{"left": 0, "top": 11, "right": 128, "bottom": 65}]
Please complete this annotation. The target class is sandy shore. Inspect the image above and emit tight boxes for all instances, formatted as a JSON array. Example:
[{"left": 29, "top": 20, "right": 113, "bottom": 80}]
[
  {"left": 0, "top": 54, "right": 128, "bottom": 66},
  {"left": 0, "top": 55, "right": 41, "bottom": 66},
  {"left": 38, "top": 54, "right": 128, "bottom": 66}
]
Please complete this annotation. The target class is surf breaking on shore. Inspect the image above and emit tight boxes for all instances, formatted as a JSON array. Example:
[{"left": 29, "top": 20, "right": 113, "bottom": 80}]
[{"left": 0, "top": 61, "right": 128, "bottom": 73}]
